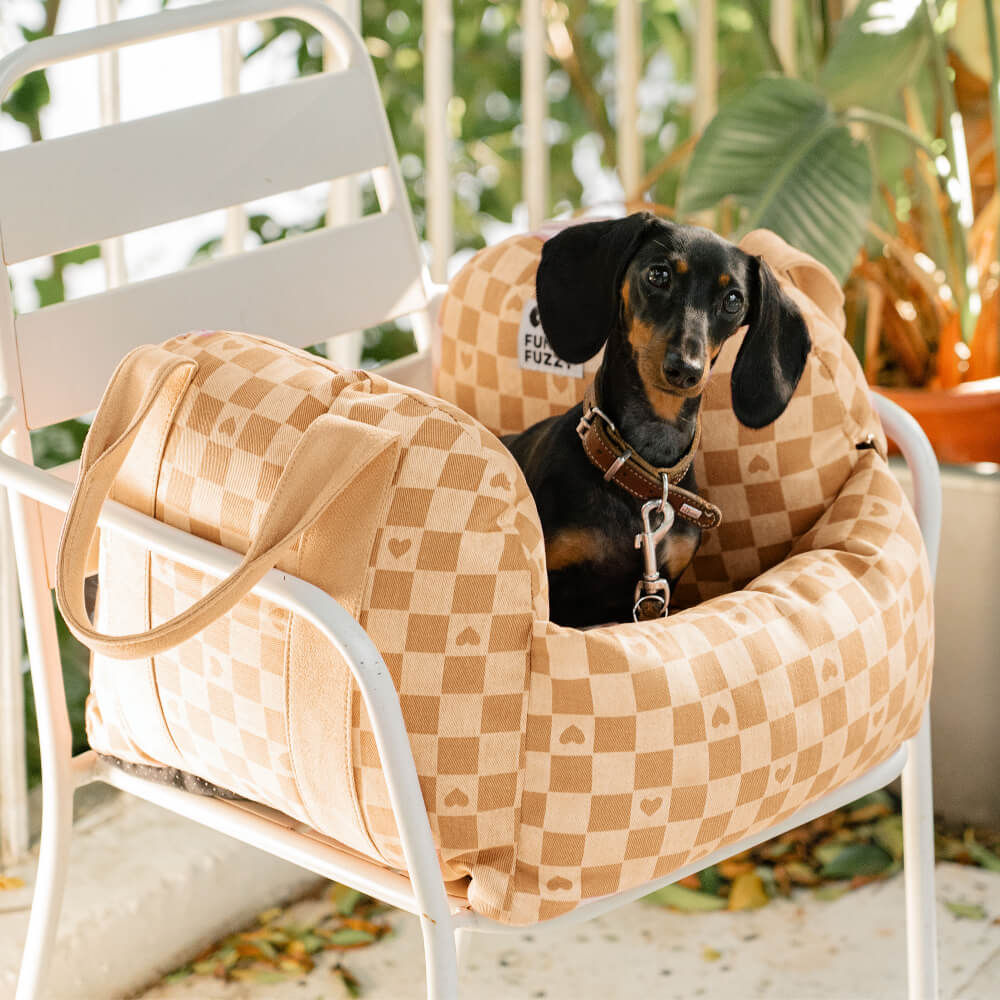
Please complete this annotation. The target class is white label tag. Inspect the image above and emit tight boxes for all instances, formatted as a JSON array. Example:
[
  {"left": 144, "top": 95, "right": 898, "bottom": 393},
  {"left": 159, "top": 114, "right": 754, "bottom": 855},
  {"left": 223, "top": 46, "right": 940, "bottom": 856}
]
[
  {"left": 517, "top": 299, "right": 584, "bottom": 378},
  {"left": 679, "top": 503, "right": 701, "bottom": 521}
]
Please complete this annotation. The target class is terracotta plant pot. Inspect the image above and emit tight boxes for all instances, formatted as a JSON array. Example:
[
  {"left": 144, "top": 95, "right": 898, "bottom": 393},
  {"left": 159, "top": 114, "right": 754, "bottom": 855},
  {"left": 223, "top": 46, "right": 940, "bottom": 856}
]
[{"left": 874, "top": 377, "right": 1000, "bottom": 465}]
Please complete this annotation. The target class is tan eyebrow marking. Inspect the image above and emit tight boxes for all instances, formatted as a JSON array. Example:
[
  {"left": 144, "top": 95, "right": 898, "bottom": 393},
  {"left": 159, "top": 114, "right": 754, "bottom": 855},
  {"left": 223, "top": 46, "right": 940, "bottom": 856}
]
[
  {"left": 719, "top": 273, "right": 731, "bottom": 286},
  {"left": 674, "top": 259, "right": 688, "bottom": 274}
]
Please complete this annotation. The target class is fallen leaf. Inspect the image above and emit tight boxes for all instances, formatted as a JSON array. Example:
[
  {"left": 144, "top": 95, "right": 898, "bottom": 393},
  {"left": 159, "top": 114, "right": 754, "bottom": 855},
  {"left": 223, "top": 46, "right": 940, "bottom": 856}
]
[
  {"left": 945, "top": 900, "right": 987, "bottom": 921},
  {"left": 874, "top": 816, "right": 905, "bottom": 861},
  {"left": 935, "top": 832, "right": 969, "bottom": 862},
  {"left": 0, "top": 877, "right": 25, "bottom": 891},
  {"left": 718, "top": 859, "right": 755, "bottom": 880},
  {"left": 758, "top": 841, "right": 794, "bottom": 860},
  {"left": 962, "top": 834, "right": 1000, "bottom": 873},
  {"left": 300, "top": 933, "right": 327, "bottom": 955},
  {"left": 230, "top": 969, "right": 292, "bottom": 984},
  {"left": 327, "top": 927, "right": 378, "bottom": 948},
  {"left": 813, "top": 884, "right": 849, "bottom": 902},
  {"left": 819, "top": 842, "right": 893, "bottom": 880},
  {"left": 286, "top": 939, "right": 309, "bottom": 960},
  {"left": 783, "top": 861, "right": 820, "bottom": 886},
  {"left": 728, "top": 873, "right": 770, "bottom": 911},
  {"left": 812, "top": 841, "right": 847, "bottom": 867},
  {"left": 331, "top": 884, "right": 365, "bottom": 917},
  {"left": 334, "top": 962, "right": 363, "bottom": 998},
  {"left": 645, "top": 884, "right": 727, "bottom": 912},
  {"left": 702, "top": 946, "right": 722, "bottom": 961},
  {"left": 848, "top": 802, "right": 892, "bottom": 824},
  {"left": 698, "top": 865, "right": 724, "bottom": 896},
  {"left": 773, "top": 864, "right": 792, "bottom": 896},
  {"left": 279, "top": 956, "right": 313, "bottom": 974}
]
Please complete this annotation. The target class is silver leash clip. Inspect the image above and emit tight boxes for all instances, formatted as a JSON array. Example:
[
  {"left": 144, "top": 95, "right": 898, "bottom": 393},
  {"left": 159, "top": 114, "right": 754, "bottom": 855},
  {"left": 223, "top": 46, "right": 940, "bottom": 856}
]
[{"left": 632, "top": 476, "right": 674, "bottom": 622}]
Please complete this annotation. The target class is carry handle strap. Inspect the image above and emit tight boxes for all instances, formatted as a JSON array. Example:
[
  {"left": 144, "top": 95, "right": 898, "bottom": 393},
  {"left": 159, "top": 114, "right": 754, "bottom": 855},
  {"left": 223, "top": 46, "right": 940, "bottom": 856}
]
[{"left": 56, "top": 345, "right": 399, "bottom": 660}]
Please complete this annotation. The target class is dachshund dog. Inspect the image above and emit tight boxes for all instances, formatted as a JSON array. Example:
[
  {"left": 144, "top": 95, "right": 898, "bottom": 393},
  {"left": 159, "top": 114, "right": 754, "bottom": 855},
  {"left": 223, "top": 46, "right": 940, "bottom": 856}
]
[{"left": 503, "top": 213, "right": 811, "bottom": 628}]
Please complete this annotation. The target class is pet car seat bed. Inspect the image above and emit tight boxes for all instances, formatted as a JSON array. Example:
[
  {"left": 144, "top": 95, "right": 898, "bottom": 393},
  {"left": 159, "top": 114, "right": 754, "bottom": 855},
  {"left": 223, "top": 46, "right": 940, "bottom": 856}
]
[{"left": 83, "top": 229, "right": 933, "bottom": 926}]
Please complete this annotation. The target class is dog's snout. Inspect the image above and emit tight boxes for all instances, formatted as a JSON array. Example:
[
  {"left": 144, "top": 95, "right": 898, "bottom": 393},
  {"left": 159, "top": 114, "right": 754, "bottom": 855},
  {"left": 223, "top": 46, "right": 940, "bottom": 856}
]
[{"left": 662, "top": 349, "right": 704, "bottom": 391}]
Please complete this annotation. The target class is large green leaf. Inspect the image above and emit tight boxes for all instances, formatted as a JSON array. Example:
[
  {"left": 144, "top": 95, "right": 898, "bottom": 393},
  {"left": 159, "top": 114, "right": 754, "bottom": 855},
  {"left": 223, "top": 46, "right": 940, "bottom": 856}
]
[
  {"left": 819, "top": 0, "right": 929, "bottom": 110},
  {"left": 676, "top": 77, "right": 872, "bottom": 282}
]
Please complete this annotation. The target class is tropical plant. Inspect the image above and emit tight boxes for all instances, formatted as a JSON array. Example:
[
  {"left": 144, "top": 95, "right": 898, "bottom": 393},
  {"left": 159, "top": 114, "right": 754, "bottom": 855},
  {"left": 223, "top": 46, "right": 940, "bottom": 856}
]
[{"left": 671, "top": 0, "right": 1000, "bottom": 390}]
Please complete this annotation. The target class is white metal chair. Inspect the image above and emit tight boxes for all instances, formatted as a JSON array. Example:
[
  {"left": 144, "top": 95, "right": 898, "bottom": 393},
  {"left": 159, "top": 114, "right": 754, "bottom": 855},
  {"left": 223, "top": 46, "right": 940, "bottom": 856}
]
[{"left": 0, "top": 2, "right": 942, "bottom": 998}]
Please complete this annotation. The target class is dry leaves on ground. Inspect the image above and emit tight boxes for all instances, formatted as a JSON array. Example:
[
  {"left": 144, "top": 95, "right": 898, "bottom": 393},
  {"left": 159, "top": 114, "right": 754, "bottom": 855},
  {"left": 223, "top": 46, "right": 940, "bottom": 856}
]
[
  {"left": 162, "top": 884, "right": 390, "bottom": 991},
  {"left": 647, "top": 789, "right": 1000, "bottom": 915}
]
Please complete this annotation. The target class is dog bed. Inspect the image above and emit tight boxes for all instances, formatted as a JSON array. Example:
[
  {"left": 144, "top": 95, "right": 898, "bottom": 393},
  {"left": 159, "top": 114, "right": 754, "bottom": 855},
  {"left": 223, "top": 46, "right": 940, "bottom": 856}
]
[
  {"left": 434, "top": 226, "right": 933, "bottom": 921},
  {"left": 85, "top": 230, "right": 933, "bottom": 928}
]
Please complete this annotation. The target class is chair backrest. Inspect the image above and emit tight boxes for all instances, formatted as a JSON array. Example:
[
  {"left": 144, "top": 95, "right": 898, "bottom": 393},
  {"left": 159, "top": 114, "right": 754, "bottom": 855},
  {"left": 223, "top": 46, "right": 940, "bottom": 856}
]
[{"left": 0, "top": 0, "right": 430, "bottom": 434}]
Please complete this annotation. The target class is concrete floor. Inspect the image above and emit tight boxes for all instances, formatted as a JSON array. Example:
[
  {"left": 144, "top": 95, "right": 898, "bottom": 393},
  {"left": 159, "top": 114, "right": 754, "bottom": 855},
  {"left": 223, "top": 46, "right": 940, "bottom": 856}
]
[
  {"left": 137, "top": 863, "right": 1000, "bottom": 1000},
  {"left": 2, "top": 792, "right": 998, "bottom": 1000}
]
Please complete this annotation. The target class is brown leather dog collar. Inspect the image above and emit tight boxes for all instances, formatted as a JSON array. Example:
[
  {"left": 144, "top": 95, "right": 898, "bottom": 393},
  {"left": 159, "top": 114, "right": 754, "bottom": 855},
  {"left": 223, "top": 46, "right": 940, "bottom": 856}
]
[{"left": 576, "top": 384, "right": 722, "bottom": 529}]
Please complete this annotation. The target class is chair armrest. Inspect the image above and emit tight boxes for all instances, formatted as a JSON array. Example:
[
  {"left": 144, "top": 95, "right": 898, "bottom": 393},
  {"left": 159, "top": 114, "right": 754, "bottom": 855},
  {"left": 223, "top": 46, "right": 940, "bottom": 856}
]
[{"left": 872, "top": 392, "right": 942, "bottom": 577}]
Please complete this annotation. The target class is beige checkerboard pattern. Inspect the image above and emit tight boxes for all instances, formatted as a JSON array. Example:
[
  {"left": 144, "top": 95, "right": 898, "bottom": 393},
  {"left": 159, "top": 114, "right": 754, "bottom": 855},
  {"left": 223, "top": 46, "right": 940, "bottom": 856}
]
[
  {"left": 87, "top": 330, "right": 542, "bottom": 882},
  {"left": 431, "top": 228, "right": 931, "bottom": 923},
  {"left": 436, "top": 234, "right": 601, "bottom": 435},
  {"left": 512, "top": 451, "right": 932, "bottom": 922},
  {"left": 86, "top": 223, "right": 934, "bottom": 926}
]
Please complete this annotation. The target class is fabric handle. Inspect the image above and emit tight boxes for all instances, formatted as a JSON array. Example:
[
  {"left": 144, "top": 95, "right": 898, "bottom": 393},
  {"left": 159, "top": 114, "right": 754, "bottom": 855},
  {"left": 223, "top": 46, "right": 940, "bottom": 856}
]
[{"left": 56, "top": 344, "right": 399, "bottom": 660}]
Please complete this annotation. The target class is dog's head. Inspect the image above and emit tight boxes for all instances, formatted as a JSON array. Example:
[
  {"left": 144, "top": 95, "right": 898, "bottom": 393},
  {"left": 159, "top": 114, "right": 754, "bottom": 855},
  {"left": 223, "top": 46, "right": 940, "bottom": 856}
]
[{"left": 535, "top": 213, "right": 811, "bottom": 428}]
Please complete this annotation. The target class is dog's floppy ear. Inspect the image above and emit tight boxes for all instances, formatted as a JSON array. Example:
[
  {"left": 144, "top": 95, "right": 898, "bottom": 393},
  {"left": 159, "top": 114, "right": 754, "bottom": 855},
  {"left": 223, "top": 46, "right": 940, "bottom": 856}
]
[
  {"left": 730, "top": 255, "right": 811, "bottom": 428},
  {"left": 535, "top": 213, "right": 656, "bottom": 364}
]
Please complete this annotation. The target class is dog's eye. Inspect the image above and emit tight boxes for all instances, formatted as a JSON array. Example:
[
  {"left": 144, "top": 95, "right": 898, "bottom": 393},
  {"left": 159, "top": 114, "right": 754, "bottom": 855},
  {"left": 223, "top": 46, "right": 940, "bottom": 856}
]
[
  {"left": 722, "top": 289, "right": 744, "bottom": 315},
  {"left": 646, "top": 266, "right": 671, "bottom": 289}
]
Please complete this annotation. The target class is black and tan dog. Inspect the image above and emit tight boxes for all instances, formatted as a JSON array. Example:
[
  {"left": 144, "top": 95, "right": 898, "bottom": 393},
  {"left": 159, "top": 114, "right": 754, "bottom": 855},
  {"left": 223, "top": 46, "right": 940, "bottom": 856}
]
[{"left": 503, "top": 213, "right": 811, "bottom": 628}]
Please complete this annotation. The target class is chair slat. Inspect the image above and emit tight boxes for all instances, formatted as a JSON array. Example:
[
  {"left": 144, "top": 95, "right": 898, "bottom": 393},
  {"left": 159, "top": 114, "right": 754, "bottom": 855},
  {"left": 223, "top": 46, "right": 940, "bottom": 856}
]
[
  {"left": 16, "top": 211, "right": 426, "bottom": 428},
  {"left": 0, "top": 66, "right": 388, "bottom": 264}
]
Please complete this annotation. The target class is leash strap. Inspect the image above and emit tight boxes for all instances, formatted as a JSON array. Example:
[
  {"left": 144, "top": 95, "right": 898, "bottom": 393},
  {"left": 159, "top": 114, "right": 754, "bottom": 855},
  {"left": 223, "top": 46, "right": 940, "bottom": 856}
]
[{"left": 576, "top": 384, "right": 722, "bottom": 529}]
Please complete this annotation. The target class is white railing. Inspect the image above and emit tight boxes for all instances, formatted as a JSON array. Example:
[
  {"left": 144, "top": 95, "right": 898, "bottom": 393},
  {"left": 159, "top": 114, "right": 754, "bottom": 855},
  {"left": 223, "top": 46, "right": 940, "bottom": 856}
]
[{"left": 0, "top": 0, "right": 799, "bottom": 866}]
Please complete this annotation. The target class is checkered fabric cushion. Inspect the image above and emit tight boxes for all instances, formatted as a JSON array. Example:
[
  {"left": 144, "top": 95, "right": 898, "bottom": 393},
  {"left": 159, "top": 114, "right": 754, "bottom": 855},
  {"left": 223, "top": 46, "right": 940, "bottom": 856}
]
[
  {"left": 85, "top": 223, "right": 933, "bottom": 925},
  {"left": 436, "top": 234, "right": 603, "bottom": 434},
  {"left": 512, "top": 449, "right": 932, "bottom": 921}
]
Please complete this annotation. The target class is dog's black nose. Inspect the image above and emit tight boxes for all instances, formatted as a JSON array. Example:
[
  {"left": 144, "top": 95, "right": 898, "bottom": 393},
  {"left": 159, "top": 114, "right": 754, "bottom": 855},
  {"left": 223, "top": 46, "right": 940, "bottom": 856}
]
[{"left": 662, "top": 351, "right": 704, "bottom": 391}]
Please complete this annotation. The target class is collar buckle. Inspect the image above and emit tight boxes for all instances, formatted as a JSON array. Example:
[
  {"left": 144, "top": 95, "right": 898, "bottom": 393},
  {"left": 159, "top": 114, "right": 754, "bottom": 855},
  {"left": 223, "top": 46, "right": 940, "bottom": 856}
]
[{"left": 576, "top": 403, "right": 617, "bottom": 441}]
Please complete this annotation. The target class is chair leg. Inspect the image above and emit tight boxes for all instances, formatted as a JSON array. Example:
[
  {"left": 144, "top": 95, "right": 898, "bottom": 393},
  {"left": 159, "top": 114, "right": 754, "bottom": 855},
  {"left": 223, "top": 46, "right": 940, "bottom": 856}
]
[
  {"left": 901, "top": 714, "right": 939, "bottom": 1000},
  {"left": 420, "top": 912, "right": 460, "bottom": 1000},
  {"left": 454, "top": 927, "right": 470, "bottom": 973},
  {"left": 15, "top": 774, "right": 74, "bottom": 1000}
]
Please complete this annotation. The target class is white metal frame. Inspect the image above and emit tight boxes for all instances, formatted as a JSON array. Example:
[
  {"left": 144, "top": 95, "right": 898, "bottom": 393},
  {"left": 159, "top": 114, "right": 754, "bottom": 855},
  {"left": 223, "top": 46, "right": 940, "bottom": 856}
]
[{"left": 0, "top": 3, "right": 941, "bottom": 998}]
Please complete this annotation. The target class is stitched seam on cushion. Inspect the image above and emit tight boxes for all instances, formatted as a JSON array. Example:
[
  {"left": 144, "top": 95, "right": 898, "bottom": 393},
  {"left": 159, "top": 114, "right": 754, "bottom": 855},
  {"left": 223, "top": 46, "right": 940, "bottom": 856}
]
[
  {"left": 809, "top": 346, "right": 869, "bottom": 457},
  {"left": 348, "top": 371, "right": 533, "bottom": 901},
  {"left": 765, "top": 271, "right": 866, "bottom": 460}
]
